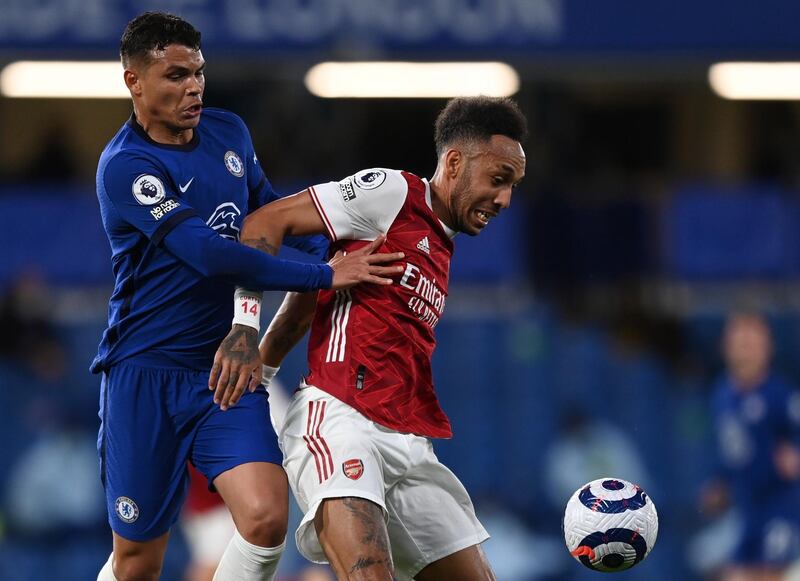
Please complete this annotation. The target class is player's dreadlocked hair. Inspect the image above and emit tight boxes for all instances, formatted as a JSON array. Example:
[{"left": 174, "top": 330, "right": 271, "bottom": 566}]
[
  {"left": 120, "top": 12, "right": 201, "bottom": 68},
  {"left": 434, "top": 96, "right": 528, "bottom": 156}
]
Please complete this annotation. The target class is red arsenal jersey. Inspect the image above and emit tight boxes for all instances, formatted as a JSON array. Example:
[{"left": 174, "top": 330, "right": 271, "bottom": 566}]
[{"left": 306, "top": 168, "right": 455, "bottom": 438}]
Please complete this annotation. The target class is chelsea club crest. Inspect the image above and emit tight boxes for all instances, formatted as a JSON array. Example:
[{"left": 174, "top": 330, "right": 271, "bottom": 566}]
[
  {"left": 224, "top": 150, "right": 244, "bottom": 177},
  {"left": 115, "top": 496, "right": 139, "bottom": 523}
]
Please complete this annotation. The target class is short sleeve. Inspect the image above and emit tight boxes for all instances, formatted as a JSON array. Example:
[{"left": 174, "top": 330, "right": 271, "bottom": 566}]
[
  {"left": 100, "top": 152, "right": 196, "bottom": 245},
  {"left": 308, "top": 168, "right": 408, "bottom": 241}
]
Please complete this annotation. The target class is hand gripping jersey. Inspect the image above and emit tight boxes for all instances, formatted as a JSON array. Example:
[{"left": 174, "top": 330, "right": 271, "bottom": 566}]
[{"left": 306, "top": 169, "right": 455, "bottom": 438}]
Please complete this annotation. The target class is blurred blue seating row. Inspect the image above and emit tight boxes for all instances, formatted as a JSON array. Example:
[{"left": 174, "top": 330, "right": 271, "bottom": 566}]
[{"left": 664, "top": 184, "right": 800, "bottom": 279}]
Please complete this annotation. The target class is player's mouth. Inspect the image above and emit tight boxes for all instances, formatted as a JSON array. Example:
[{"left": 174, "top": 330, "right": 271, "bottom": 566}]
[
  {"left": 474, "top": 209, "right": 496, "bottom": 228},
  {"left": 183, "top": 103, "right": 203, "bottom": 118}
]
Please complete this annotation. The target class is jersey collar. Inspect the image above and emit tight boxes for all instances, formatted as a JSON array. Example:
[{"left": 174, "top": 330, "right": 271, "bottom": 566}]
[
  {"left": 127, "top": 113, "right": 201, "bottom": 152},
  {"left": 423, "top": 178, "right": 457, "bottom": 239}
]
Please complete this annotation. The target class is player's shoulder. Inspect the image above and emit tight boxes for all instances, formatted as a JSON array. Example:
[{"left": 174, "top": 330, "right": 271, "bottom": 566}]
[
  {"left": 201, "top": 107, "right": 249, "bottom": 134},
  {"left": 97, "top": 137, "right": 169, "bottom": 206},
  {"left": 100, "top": 119, "right": 164, "bottom": 164},
  {"left": 99, "top": 144, "right": 161, "bottom": 179}
]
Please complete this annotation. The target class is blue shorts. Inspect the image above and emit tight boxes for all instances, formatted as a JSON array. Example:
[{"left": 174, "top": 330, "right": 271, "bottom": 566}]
[{"left": 98, "top": 361, "right": 281, "bottom": 541}]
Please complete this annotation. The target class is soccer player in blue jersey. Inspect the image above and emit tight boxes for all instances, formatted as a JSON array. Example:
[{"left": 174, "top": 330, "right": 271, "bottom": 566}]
[
  {"left": 701, "top": 312, "right": 800, "bottom": 581},
  {"left": 92, "top": 12, "right": 403, "bottom": 581}
]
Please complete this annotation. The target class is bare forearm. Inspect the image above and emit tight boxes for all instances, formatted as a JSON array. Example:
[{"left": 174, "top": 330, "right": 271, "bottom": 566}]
[
  {"left": 240, "top": 190, "right": 323, "bottom": 256},
  {"left": 240, "top": 213, "right": 284, "bottom": 256},
  {"left": 260, "top": 291, "right": 319, "bottom": 366}
]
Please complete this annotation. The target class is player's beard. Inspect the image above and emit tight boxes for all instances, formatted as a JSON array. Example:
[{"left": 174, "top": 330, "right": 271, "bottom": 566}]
[{"left": 451, "top": 163, "right": 477, "bottom": 236}]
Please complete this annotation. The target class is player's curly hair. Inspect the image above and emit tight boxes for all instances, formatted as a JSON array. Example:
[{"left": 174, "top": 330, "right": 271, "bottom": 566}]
[
  {"left": 434, "top": 96, "right": 528, "bottom": 156},
  {"left": 120, "top": 12, "right": 201, "bottom": 68}
]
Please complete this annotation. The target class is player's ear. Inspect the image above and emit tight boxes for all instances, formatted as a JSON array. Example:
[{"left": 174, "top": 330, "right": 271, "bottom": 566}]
[
  {"left": 123, "top": 68, "right": 141, "bottom": 96},
  {"left": 443, "top": 148, "right": 462, "bottom": 180}
]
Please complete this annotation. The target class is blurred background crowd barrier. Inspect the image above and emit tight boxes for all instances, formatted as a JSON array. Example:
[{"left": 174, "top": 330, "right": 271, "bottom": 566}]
[{"left": 2, "top": 1, "right": 800, "bottom": 579}]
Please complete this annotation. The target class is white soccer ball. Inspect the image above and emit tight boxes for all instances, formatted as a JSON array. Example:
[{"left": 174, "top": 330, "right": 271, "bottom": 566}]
[{"left": 563, "top": 477, "right": 658, "bottom": 572}]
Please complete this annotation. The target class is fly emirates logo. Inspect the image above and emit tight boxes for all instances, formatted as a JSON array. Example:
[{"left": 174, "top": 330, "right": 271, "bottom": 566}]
[{"left": 398, "top": 262, "right": 446, "bottom": 329}]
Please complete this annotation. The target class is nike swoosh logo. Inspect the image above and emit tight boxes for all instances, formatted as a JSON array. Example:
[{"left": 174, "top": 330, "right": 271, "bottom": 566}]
[{"left": 179, "top": 177, "right": 194, "bottom": 193}]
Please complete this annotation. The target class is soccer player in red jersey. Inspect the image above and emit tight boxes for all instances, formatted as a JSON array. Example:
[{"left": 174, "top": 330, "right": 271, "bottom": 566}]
[{"left": 214, "top": 96, "right": 527, "bottom": 580}]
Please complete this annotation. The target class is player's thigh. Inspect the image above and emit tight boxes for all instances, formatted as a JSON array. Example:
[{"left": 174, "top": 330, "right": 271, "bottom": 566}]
[
  {"left": 99, "top": 364, "right": 193, "bottom": 541},
  {"left": 414, "top": 545, "right": 495, "bottom": 581},
  {"left": 194, "top": 386, "right": 287, "bottom": 542},
  {"left": 111, "top": 529, "right": 170, "bottom": 580},
  {"left": 385, "top": 438, "right": 490, "bottom": 580},
  {"left": 314, "top": 497, "right": 393, "bottom": 580},
  {"left": 279, "top": 385, "right": 389, "bottom": 564}
]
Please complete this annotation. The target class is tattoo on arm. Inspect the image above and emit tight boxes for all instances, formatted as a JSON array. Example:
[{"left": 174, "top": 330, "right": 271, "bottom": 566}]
[{"left": 241, "top": 237, "right": 279, "bottom": 256}]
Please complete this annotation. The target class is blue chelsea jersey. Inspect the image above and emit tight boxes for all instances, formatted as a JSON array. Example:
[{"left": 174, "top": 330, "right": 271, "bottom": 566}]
[
  {"left": 91, "top": 108, "right": 326, "bottom": 373},
  {"left": 711, "top": 372, "right": 800, "bottom": 509}
]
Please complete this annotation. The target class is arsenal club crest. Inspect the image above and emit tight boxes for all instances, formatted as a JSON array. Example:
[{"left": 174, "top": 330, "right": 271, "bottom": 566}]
[{"left": 342, "top": 458, "right": 364, "bottom": 480}]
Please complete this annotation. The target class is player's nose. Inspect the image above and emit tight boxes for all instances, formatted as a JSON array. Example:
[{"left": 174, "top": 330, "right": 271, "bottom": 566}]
[
  {"left": 187, "top": 77, "right": 203, "bottom": 95},
  {"left": 494, "top": 187, "right": 512, "bottom": 210}
]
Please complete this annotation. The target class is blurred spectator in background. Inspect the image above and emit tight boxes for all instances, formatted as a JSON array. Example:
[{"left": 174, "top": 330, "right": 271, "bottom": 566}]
[
  {"left": 0, "top": 272, "right": 108, "bottom": 580},
  {"left": 21, "top": 121, "right": 80, "bottom": 185},
  {"left": 4, "top": 405, "right": 106, "bottom": 535},
  {"left": 0, "top": 271, "right": 65, "bottom": 379},
  {"left": 0, "top": 272, "right": 77, "bottom": 483},
  {"left": 699, "top": 312, "right": 800, "bottom": 581},
  {"left": 544, "top": 407, "right": 652, "bottom": 509}
]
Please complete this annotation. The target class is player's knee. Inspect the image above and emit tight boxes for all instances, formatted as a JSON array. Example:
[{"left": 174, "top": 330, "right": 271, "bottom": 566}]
[{"left": 236, "top": 498, "right": 287, "bottom": 546}]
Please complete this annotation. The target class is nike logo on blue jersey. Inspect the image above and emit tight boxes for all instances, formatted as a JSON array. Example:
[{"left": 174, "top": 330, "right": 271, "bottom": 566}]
[{"left": 179, "top": 177, "right": 194, "bottom": 193}]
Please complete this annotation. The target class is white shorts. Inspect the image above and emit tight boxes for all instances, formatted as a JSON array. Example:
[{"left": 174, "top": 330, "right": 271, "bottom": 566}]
[{"left": 279, "top": 384, "right": 489, "bottom": 580}]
